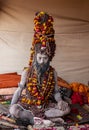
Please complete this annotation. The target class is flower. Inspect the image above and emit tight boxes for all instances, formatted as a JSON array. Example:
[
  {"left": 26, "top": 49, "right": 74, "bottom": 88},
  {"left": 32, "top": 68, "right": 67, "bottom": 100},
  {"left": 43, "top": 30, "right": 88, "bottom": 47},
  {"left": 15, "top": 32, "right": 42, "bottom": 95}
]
[{"left": 21, "top": 66, "right": 55, "bottom": 106}]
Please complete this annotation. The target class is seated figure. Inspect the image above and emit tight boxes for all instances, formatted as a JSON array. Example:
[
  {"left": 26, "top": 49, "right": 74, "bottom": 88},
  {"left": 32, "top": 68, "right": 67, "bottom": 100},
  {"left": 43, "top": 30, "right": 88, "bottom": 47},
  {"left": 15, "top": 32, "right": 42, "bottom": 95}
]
[{"left": 9, "top": 12, "right": 70, "bottom": 125}]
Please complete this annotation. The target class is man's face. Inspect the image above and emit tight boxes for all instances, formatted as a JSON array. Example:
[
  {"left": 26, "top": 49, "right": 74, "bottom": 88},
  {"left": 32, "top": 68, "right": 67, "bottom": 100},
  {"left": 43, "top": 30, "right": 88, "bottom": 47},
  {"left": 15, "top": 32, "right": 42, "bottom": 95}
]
[
  {"left": 36, "top": 53, "right": 49, "bottom": 65},
  {"left": 35, "top": 53, "right": 50, "bottom": 77}
]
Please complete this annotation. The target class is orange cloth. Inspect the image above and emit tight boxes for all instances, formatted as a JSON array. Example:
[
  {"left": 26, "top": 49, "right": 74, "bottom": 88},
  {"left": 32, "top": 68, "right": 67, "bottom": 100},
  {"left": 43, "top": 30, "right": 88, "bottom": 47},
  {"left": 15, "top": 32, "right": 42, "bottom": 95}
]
[{"left": 0, "top": 72, "right": 21, "bottom": 88}]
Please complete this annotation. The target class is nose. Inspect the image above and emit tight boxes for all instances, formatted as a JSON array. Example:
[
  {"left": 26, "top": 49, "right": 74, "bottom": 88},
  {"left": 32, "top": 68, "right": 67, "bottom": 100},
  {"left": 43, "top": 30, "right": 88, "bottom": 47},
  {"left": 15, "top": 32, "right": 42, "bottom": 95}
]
[{"left": 40, "top": 58, "right": 44, "bottom": 64}]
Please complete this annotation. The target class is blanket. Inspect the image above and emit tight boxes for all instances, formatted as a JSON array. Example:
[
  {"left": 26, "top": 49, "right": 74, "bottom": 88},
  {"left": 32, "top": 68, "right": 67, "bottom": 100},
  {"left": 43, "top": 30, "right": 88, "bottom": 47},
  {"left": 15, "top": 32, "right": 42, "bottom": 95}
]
[{"left": 0, "top": 72, "right": 21, "bottom": 89}]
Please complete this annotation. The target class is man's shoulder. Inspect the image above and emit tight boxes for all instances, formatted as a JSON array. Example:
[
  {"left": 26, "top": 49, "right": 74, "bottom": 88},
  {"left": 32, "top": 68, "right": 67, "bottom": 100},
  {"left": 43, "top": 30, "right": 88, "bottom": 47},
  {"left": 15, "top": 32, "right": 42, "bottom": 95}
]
[
  {"left": 23, "top": 67, "right": 29, "bottom": 71},
  {"left": 22, "top": 67, "right": 30, "bottom": 74},
  {"left": 23, "top": 67, "right": 32, "bottom": 72},
  {"left": 50, "top": 65, "right": 55, "bottom": 71},
  {"left": 50, "top": 66, "right": 57, "bottom": 77}
]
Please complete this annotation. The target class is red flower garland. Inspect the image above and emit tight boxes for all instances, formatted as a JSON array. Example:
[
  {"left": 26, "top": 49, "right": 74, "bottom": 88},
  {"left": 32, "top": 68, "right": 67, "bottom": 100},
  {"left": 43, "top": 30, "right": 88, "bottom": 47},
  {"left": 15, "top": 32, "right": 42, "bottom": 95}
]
[{"left": 21, "top": 66, "right": 55, "bottom": 106}]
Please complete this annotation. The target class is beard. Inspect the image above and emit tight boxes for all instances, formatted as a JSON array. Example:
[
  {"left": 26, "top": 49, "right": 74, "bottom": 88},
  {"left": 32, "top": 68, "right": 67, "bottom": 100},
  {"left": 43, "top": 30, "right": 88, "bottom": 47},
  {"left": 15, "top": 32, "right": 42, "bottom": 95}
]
[
  {"left": 35, "top": 61, "right": 50, "bottom": 75},
  {"left": 34, "top": 60, "right": 50, "bottom": 84}
]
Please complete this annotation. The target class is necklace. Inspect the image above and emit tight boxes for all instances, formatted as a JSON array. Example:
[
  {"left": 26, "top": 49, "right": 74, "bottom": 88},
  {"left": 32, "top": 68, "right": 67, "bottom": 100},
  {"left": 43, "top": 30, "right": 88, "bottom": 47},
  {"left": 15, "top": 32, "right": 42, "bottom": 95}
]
[{"left": 21, "top": 66, "right": 55, "bottom": 106}]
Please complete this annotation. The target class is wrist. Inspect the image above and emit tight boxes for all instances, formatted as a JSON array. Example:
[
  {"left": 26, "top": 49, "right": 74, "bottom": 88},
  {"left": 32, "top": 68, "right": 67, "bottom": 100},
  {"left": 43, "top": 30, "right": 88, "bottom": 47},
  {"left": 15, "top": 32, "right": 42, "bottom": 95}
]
[{"left": 55, "top": 93, "right": 62, "bottom": 102}]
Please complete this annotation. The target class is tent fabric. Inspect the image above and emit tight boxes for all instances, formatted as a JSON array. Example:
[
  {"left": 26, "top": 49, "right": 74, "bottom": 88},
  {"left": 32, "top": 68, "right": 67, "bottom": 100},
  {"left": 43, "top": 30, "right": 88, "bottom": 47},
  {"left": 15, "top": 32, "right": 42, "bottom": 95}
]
[{"left": 0, "top": 0, "right": 89, "bottom": 85}]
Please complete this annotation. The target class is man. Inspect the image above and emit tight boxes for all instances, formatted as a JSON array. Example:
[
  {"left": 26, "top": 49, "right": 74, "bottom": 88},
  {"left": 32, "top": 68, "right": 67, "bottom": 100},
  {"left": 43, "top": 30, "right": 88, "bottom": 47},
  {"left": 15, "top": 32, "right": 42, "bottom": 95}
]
[{"left": 9, "top": 12, "right": 70, "bottom": 125}]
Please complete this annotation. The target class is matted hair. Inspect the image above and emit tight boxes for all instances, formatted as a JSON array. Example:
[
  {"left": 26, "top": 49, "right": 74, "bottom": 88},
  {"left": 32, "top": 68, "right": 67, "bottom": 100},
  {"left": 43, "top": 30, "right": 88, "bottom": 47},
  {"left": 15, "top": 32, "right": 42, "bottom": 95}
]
[
  {"left": 34, "top": 42, "right": 56, "bottom": 61},
  {"left": 29, "top": 11, "right": 56, "bottom": 66}
]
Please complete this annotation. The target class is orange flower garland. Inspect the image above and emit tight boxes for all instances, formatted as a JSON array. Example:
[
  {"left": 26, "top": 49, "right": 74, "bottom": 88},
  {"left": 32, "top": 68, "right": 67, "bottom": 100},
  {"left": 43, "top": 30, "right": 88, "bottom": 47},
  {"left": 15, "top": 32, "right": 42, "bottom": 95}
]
[
  {"left": 21, "top": 66, "right": 55, "bottom": 106},
  {"left": 29, "top": 11, "right": 55, "bottom": 66},
  {"left": 25, "top": 12, "right": 56, "bottom": 106}
]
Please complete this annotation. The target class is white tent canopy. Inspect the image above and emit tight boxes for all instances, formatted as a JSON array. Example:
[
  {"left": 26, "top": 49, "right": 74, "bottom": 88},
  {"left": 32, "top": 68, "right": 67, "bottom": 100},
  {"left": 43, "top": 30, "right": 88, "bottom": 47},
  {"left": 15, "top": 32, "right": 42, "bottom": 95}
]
[{"left": 0, "top": 0, "right": 89, "bottom": 85}]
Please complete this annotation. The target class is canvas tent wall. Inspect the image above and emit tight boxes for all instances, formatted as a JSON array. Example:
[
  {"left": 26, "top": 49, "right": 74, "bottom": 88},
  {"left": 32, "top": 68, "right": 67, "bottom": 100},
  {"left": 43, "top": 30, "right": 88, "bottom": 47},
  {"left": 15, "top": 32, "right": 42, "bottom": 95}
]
[{"left": 0, "top": 0, "right": 89, "bottom": 85}]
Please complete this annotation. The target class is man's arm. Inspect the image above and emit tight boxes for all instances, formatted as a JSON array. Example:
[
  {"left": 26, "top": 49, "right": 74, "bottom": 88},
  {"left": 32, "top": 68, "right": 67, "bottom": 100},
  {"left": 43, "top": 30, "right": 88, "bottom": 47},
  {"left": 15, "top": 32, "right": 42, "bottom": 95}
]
[
  {"left": 53, "top": 70, "right": 70, "bottom": 113},
  {"left": 11, "top": 69, "right": 28, "bottom": 105},
  {"left": 53, "top": 70, "right": 62, "bottom": 102}
]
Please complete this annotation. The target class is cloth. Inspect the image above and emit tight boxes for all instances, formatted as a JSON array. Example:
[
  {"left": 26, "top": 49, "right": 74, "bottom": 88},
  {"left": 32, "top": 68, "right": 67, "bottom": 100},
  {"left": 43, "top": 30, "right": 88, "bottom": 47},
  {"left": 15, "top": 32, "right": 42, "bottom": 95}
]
[{"left": 19, "top": 102, "right": 56, "bottom": 118}]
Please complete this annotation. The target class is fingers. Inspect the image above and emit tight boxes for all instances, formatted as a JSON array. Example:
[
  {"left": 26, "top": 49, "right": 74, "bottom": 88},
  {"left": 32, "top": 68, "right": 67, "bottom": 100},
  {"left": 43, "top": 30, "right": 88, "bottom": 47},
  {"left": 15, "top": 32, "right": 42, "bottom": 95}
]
[{"left": 58, "top": 101, "right": 68, "bottom": 111}]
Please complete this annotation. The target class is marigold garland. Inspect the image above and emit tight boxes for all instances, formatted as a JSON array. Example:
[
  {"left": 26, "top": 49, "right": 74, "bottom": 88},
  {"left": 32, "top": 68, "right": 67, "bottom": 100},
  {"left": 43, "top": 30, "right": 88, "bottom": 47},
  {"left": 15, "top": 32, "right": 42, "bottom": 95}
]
[
  {"left": 25, "top": 12, "right": 56, "bottom": 106},
  {"left": 21, "top": 66, "right": 55, "bottom": 106},
  {"left": 29, "top": 11, "right": 55, "bottom": 66}
]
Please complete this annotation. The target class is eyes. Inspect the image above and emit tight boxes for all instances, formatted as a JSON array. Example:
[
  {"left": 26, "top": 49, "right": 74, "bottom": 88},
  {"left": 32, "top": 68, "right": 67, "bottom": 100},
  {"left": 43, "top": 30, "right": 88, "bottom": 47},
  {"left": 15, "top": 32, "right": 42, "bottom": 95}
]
[
  {"left": 38, "top": 56, "right": 48, "bottom": 60},
  {"left": 37, "top": 53, "right": 49, "bottom": 64}
]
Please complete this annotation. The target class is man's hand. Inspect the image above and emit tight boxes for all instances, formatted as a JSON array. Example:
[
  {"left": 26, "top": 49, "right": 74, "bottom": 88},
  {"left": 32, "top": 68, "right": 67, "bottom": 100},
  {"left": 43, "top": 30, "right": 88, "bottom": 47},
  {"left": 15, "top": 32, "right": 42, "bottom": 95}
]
[
  {"left": 9, "top": 104, "right": 34, "bottom": 125},
  {"left": 58, "top": 100, "right": 69, "bottom": 111}
]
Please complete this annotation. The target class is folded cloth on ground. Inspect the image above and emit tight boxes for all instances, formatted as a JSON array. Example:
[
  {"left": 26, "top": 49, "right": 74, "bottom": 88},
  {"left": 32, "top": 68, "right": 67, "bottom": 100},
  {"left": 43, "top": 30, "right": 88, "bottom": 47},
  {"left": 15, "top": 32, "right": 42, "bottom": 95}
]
[
  {"left": 0, "top": 72, "right": 21, "bottom": 88},
  {"left": 0, "top": 87, "right": 17, "bottom": 95},
  {"left": 57, "top": 77, "right": 70, "bottom": 88}
]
